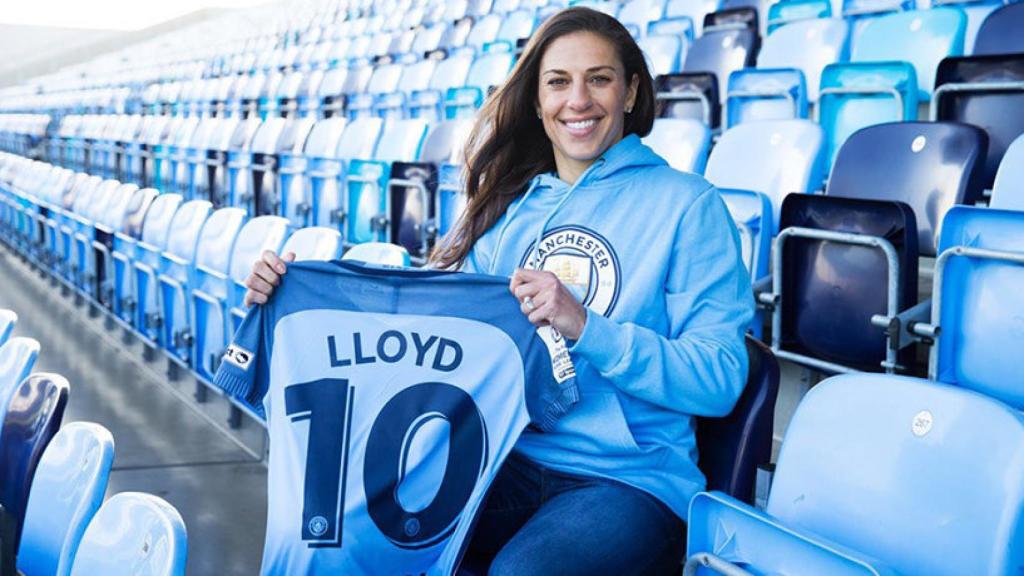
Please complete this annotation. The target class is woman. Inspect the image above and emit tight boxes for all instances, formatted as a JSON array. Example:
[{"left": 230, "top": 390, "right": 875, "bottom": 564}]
[{"left": 245, "top": 7, "right": 753, "bottom": 575}]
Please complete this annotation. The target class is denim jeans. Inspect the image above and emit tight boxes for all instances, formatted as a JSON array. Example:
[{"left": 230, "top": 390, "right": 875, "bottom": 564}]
[{"left": 462, "top": 452, "right": 686, "bottom": 576}]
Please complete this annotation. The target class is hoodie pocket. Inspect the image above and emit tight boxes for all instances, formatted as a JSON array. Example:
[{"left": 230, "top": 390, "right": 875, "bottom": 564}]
[{"left": 560, "top": 391, "right": 641, "bottom": 454}]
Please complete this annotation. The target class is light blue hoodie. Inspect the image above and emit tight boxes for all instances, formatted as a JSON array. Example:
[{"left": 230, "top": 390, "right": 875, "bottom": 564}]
[{"left": 462, "top": 134, "right": 754, "bottom": 520}]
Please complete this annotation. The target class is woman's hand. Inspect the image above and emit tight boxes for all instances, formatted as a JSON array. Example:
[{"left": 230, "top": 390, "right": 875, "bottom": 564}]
[
  {"left": 243, "top": 250, "right": 296, "bottom": 307},
  {"left": 510, "top": 268, "right": 588, "bottom": 340}
]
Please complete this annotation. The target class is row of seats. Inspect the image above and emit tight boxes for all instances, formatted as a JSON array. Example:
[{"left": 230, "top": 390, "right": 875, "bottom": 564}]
[
  {"left": 0, "top": 157, "right": 411, "bottom": 417},
  {"left": 0, "top": 309, "right": 187, "bottom": 576}
]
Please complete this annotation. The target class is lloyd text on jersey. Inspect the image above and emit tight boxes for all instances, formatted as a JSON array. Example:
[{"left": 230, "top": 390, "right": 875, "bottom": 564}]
[{"left": 326, "top": 330, "right": 464, "bottom": 372}]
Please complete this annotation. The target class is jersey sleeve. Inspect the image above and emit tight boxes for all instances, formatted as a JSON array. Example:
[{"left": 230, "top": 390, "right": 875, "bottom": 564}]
[
  {"left": 213, "top": 303, "right": 273, "bottom": 407},
  {"left": 523, "top": 325, "right": 579, "bottom": 431}
]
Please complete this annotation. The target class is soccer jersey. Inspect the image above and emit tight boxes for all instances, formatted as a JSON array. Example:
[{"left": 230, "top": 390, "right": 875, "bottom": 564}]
[{"left": 214, "top": 260, "right": 578, "bottom": 576}]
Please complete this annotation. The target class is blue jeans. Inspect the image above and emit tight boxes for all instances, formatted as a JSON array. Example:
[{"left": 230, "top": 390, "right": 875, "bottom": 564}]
[{"left": 463, "top": 453, "right": 686, "bottom": 576}]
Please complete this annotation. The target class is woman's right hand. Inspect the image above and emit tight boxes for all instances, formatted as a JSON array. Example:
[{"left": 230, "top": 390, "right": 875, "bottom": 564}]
[{"left": 243, "top": 250, "right": 296, "bottom": 307}]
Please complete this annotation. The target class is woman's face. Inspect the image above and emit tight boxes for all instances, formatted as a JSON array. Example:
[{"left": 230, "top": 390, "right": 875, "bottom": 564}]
[{"left": 536, "top": 31, "right": 639, "bottom": 184}]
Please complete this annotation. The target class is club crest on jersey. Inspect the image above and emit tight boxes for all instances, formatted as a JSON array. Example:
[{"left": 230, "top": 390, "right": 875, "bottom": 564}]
[
  {"left": 223, "top": 344, "right": 253, "bottom": 370},
  {"left": 520, "top": 225, "right": 621, "bottom": 316}
]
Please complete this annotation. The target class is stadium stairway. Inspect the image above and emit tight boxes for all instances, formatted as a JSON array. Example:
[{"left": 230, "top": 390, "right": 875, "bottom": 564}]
[{"left": 0, "top": 244, "right": 266, "bottom": 576}]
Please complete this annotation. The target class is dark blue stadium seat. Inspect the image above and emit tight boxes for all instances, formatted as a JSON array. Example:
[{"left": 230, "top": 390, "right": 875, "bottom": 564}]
[
  {"left": 933, "top": 53, "right": 1024, "bottom": 189},
  {"left": 655, "top": 72, "right": 720, "bottom": 128},
  {"left": 0, "top": 373, "right": 69, "bottom": 563},
  {"left": 973, "top": 2, "right": 1024, "bottom": 56}
]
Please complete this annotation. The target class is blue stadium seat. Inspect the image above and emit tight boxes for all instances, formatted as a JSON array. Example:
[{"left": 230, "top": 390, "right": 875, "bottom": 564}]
[
  {"left": 817, "top": 61, "right": 918, "bottom": 172},
  {"left": 696, "top": 336, "right": 779, "bottom": 504},
  {"left": 647, "top": 15, "right": 695, "bottom": 39},
  {"left": 346, "top": 118, "right": 429, "bottom": 244},
  {"left": 765, "top": 0, "right": 831, "bottom": 33},
  {"left": 192, "top": 216, "right": 289, "bottom": 381},
  {"left": 388, "top": 118, "right": 473, "bottom": 258},
  {"left": 185, "top": 115, "right": 229, "bottom": 206},
  {"left": 757, "top": 18, "right": 849, "bottom": 103},
  {"left": 0, "top": 338, "right": 38, "bottom": 409},
  {"left": 725, "top": 68, "right": 808, "bottom": 127},
  {"left": 497, "top": 8, "right": 538, "bottom": 43},
  {"left": 973, "top": 1, "right": 1024, "bottom": 55},
  {"left": 765, "top": 121, "right": 986, "bottom": 374},
  {"left": 639, "top": 34, "right": 686, "bottom": 76},
  {"left": 131, "top": 195, "right": 188, "bottom": 345},
  {"left": 109, "top": 188, "right": 158, "bottom": 323},
  {"left": 0, "top": 311, "right": 14, "bottom": 347},
  {"left": 683, "top": 23, "right": 758, "bottom": 106},
  {"left": 280, "top": 226, "right": 344, "bottom": 263},
  {"left": 342, "top": 241, "right": 411, "bottom": 266},
  {"left": 720, "top": 187, "right": 773, "bottom": 281},
  {"left": 55, "top": 176, "right": 101, "bottom": 283},
  {"left": 158, "top": 207, "right": 243, "bottom": 364},
  {"left": 224, "top": 110, "right": 263, "bottom": 212},
  {"left": 991, "top": 133, "right": 1024, "bottom": 211},
  {"left": 69, "top": 179, "right": 120, "bottom": 291},
  {"left": 0, "top": 373, "right": 69, "bottom": 562},
  {"left": 704, "top": 119, "right": 826, "bottom": 230},
  {"left": 851, "top": 8, "right": 966, "bottom": 99},
  {"left": 642, "top": 118, "right": 711, "bottom": 173},
  {"left": 933, "top": 53, "right": 1024, "bottom": 189},
  {"left": 686, "top": 373, "right": 1024, "bottom": 576},
  {"left": 317, "top": 117, "right": 383, "bottom": 233},
  {"left": 137, "top": 114, "right": 173, "bottom": 190},
  {"left": 409, "top": 51, "right": 475, "bottom": 123},
  {"left": 466, "top": 14, "right": 502, "bottom": 50},
  {"left": 69, "top": 492, "right": 187, "bottom": 576},
  {"left": 285, "top": 115, "right": 347, "bottom": 228},
  {"left": 842, "top": 0, "right": 913, "bottom": 47},
  {"left": 87, "top": 182, "right": 140, "bottom": 305},
  {"left": 655, "top": 72, "right": 720, "bottom": 127},
  {"left": 17, "top": 422, "right": 114, "bottom": 576},
  {"left": 665, "top": 0, "right": 719, "bottom": 36},
  {"left": 928, "top": 206, "right": 1024, "bottom": 408},
  {"left": 465, "top": 44, "right": 516, "bottom": 96},
  {"left": 618, "top": 0, "right": 668, "bottom": 37},
  {"left": 165, "top": 115, "right": 201, "bottom": 198}
]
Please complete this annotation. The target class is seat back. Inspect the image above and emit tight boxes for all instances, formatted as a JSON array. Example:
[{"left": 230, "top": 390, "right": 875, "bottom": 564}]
[
  {"left": 766, "top": 0, "right": 831, "bottom": 33},
  {"left": 119, "top": 188, "right": 158, "bottom": 240},
  {"left": 757, "top": 18, "right": 848, "bottom": 102},
  {"left": 0, "top": 310, "right": 15, "bottom": 348},
  {"left": 343, "top": 242, "right": 411, "bottom": 266},
  {"left": 17, "top": 422, "right": 115, "bottom": 576},
  {"left": 69, "top": 492, "right": 187, "bottom": 576},
  {"left": 0, "top": 337, "right": 40, "bottom": 411},
  {"left": 768, "top": 374, "right": 1024, "bottom": 576},
  {"left": 779, "top": 194, "right": 918, "bottom": 371},
  {"left": 934, "top": 206, "right": 1024, "bottom": 409},
  {"left": 655, "top": 72, "right": 720, "bottom": 127},
  {"left": 227, "top": 216, "right": 290, "bottom": 285},
  {"left": 193, "top": 207, "right": 248, "bottom": 274},
  {"left": 973, "top": 2, "right": 1024, "bottom": 56},
  {"left": 163, "top": 200, "right": 213, "bottom": 262},
  {"left": 818, "top": 61, "right": 919, "bottom": 172},
  {"left": 726, "top": 68, "right": 808, "bottom": 127},
  {"left": 639, "top": 34, "right": 685, "bottom": 77},
  {"left": 666, "top": 0, "right": 719, "bottom": 34},
  {"left": 336, "top": 117, "right": 383, "bottom": 160},
  {"left": 851, "top": 8, "right": 966, "bottom": 98},
  {"left": 683, "top": 27, "right": 758, "bottom": 104},
  {"left": 934, "top": 53, "right": 1024, "bottom": 189},
  {"left": 374, "top": 119, "right": 429, "bottom": 163},
  {"left": 465, "top": 50, "right": 515, "bottom": 93},
  {"left": 825, "top": 121, "right": 987, "bottom": 256},
  {"left": 139, "top": 194, "right": 184, "bottom": 251},
  {"left": 642, "top": 118, "right": 710, "bottom": 173},
  {"left": 720, "top": 188, "right": 773, "bottom": 280},
  {"left": 0, "top": 373, "right": 69, "bottom": 552},
  {"left": 696, "top": 337, "right": 779, "bottom": 504},
  {"left": 705, "top": 119, "right": 825, "bottom": 229},
  {"left": 281, "top": 227, "right": 343, "bottom": 261},
  {"left": 991, "top": 133, "right": 1024, "bottom": 211}
]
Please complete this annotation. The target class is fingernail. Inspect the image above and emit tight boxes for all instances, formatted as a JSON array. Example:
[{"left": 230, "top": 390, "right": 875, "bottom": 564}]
[{"left": 276, "top": 264, "right": 286, "bottom": 274}]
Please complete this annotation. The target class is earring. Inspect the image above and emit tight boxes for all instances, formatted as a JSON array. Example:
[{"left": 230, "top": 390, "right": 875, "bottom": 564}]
[
  {"left": 625, "top": 106, "right": 633, "bottom": 114},
  {"left": 536, "top": 110, "right": 542, "bottom": 119}
]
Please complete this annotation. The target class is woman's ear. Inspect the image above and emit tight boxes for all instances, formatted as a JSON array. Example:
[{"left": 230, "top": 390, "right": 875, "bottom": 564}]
[{"left": 625, "top": 73, "right": 640, "bottom": 113}]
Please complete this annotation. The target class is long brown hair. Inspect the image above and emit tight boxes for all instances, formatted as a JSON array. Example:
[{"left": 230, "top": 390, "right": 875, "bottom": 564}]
[{"left": 430, "top": 7, "right": 656, "bottom": 270}]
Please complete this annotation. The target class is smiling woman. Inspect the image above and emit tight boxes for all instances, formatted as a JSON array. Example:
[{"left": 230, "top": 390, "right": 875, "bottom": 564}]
[{"left": 439, "top": 7, "right": 754, "bottom": 576}]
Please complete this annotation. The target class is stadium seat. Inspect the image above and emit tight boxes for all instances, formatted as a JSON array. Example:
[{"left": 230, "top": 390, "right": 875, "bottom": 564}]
[
  {"left": 69, "top": 492, "right": 187, "bottom": 576},
  {"left": 0, "top": 373, "right": 69, "bottom": 562},
  {"left": 685, "top": 373, "right": 1024, "bottom": 576},
  {"left": 719, "top": 188, "right": 773, "bottom": 281},
  {"left": 817, "top": 61, "right": 918, "bottom": 172},
  {"left": 310, "top": 116, "right": 383, "bottom": 232},
  {"left": 765, "top": 0, "right": 831, "bottom": 33},
  {"left": 618, "top": 0, "right": 667, "bottom": 37},
  {"left": 388, "top": 118, "right": 473, "bottom": 258},
  {"left": 991, "top": 133, "right": 1024, "bottom": 211},
  {"left": 185, "top": 115, "right": 230, "bottom": 206},
  {"left": 0, "top": 338, "right": 38, "bottom": 407},
  {"left": 655, "top": 72, "right": 720, "bottom": 128},
  {"left": 704, "top": 119, "right": 826, "bottom": 230},
  {"left": 756, "top": 18, "right": 849, "bottom": 103},
  {"left": 497, "top": 8, "right": 538, "bottom": 43},
  {"left": 109, "top": 188, "right": 158, "bottom": 322},
  {"left": 928, "top": 206, "right": 1024, "bottom": 408},
  {"left": 17, "top": 422, "right": 115, "bottom": 576},
  {"left": 343, "top": 241, "right": 411, "bottom": 266},
  {"left": 136, "top": 114, "right": 173, "bottom": 190},
  {"left": 684, "top": 19, "right": 758, "bottom": 105},
  {"left": 851, "top": 8, "right": 966, "bottom": 99},
  {"left": 165, "top": 115, "right": 201, "bottom": 198},
  {"left": 409, "top": 51, "right": 475, "bottom": 123},
  {"left": 157, "top": 206, "right": 240, "bottom": 363},
  {"left": 224, "top": 110, "right": 263, "bottom": 212},
  {"left": 55, "top": 176, "right": 102, "bottom": 282},
  {"left": 284, "top": 115, "right": 346, "bottom": 228},
  {"left": 932, "top": 53, "right": 1024, "bottom": 189},
  {"left": 642, "top": 118, "right": 711, "bottom": 173},
  {"left": 131, "top": 195, "right": 189, "bottom": 345},
  {"left": 725, "top": 68, "right": 808, "bottom": 127},
  {"left": 665, "top": 0, "right": 719, "bottom": 37},
  {"left": 280, "top": 226, "right": 344, "bottom": 262},
  {"left": 972, "top": 1, "right": 1024, "bottom": 56},
  {"left": 192, "top": 216, "right": 289, "bottom": 381},
  {"left": 842, "top": 0, "right": 913, "bottom": 47},
  {"left": 0, "top": 311, "right": 14, "bottom": 347},
  {"left": 346, "top": 118, "right": 429, "bottom": 244},
  {"left": 86, "top": 182, "right": 140, "bottom": 305},
  {"left": 69, "top": 179, "right": 120, "bottom": 291},
  {"left": 639, "top": 34, "right": 686, "bottom": 77},
  {"left": 764, "top": 121, "right": 986, "bottom": 374},
  {"left": 696, "top": 336, "right": 779, "bottom": 505}
]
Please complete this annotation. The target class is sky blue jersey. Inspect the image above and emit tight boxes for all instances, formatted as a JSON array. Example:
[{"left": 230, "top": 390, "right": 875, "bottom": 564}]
[{"left": 214, "top": 260, "right": 578, "bottom": 575}]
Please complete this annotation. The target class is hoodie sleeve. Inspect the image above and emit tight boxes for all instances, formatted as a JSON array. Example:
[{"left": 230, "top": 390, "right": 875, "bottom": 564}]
[{"left": 567, "top": 186, "right": 754, "bottom": 416}]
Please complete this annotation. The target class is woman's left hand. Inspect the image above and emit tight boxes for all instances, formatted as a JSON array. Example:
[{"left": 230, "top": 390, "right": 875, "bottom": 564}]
[{"left": 510, "top": 268, "right": 588, "bottom": 340}]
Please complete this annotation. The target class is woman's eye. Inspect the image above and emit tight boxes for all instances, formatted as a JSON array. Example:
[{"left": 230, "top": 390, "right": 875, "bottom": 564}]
[
  {"left": 547, "top": 78, "right": 568, "bottom": 86},
  {"left": 590, "top": 75, "right": 611, "bottom": 85}
]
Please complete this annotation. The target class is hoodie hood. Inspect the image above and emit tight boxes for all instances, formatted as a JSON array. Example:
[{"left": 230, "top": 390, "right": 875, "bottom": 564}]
[{"left": 529, "top": 133, "right": 669, "bottom": 195}]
